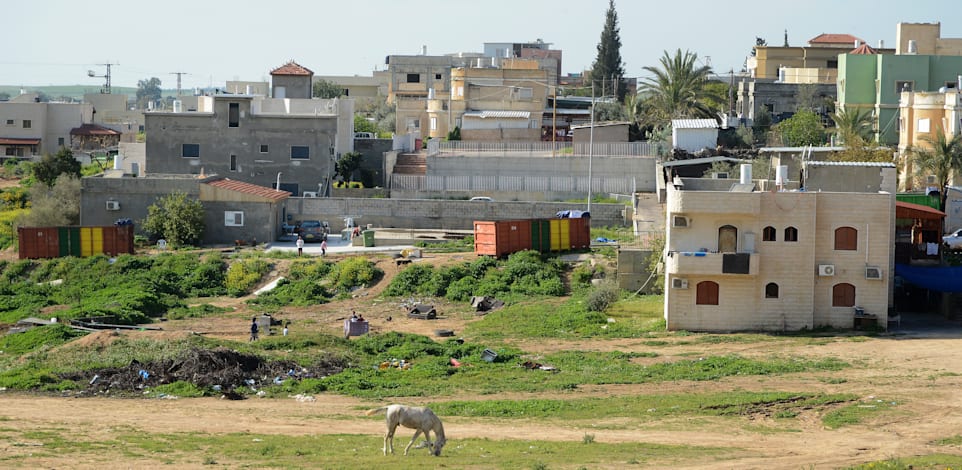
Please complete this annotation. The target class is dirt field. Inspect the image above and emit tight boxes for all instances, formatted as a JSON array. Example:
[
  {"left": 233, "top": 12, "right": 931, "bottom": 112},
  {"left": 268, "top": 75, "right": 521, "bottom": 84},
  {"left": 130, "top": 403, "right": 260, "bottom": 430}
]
[{"left": 5, "top": 251, "right": 962, "bottom": 468}]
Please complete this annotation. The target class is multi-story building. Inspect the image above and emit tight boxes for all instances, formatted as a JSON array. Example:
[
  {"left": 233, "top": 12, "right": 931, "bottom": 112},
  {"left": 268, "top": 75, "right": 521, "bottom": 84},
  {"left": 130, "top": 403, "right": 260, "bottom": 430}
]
[
  {"left": 898, "top": 90, "right": 962, "bottom": 190},
  {"left": 663, "top": 162, "right": 895, "bottom": 332},
  {"left": 0, "top": 93, "right": 93, "bottom": 160},
  {"left": 144, "top": 61, "right": 354, "bottom": 197}
]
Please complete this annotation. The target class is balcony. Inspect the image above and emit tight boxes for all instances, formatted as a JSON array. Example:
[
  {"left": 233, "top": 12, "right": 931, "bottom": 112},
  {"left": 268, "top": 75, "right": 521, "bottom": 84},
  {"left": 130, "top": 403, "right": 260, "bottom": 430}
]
[{"left": 665, "top": 251, "right": 759, "bottom": 276}]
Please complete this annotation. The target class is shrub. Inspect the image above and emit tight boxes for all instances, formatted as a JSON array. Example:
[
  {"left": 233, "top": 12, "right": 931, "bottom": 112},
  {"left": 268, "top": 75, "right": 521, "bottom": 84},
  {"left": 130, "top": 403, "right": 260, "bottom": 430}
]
[
  {"left": 327, "top": 256, "right": 381, "bottom": 292},
  {"left": 225, "top": 258, "right": 271, "bottom": 296},
  {"left": 586, "top": 281, "right": 620, "bottom": 312},
  {"left": 384, "top": 263, "right": 436, "bottom": 297}
]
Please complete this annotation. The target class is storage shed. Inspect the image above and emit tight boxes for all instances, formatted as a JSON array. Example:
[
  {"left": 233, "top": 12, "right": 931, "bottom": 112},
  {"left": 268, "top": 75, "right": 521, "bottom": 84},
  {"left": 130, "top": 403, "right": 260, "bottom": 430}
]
[{"left": 671, "top": 119, "right": 719, "bottom": 152}]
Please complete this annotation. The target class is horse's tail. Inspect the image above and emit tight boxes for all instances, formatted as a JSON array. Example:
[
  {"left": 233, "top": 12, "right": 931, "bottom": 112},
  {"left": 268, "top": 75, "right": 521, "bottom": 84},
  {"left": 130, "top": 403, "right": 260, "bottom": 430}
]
[{"left": 365, "top": 406, "right": 389, "bottom": 416}]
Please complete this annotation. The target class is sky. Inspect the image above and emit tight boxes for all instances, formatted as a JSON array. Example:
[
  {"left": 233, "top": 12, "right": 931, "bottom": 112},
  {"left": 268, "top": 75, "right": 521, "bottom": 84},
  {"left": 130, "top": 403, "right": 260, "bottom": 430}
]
[{"left": 4, "top": 0, "right": 961, "bottom": 91}]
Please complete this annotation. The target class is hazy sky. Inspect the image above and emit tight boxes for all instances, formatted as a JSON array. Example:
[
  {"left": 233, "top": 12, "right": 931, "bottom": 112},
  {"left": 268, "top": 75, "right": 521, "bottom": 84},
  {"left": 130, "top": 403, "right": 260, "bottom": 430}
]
[{"left": 4, "top": 0, "right": 959, "bottom": 90}]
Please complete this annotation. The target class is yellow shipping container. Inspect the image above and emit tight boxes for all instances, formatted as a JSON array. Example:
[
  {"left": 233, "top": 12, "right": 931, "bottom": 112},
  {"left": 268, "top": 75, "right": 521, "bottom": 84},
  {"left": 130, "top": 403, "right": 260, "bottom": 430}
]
[
  {"left": 560, "top": 219, "right": 570, "bottom": 250},
  {"left": 80, "top": 227, "right": 104, "bottom": 257},
  {"left": 549, "top": 219, "right": 561, "bottom": 251}
]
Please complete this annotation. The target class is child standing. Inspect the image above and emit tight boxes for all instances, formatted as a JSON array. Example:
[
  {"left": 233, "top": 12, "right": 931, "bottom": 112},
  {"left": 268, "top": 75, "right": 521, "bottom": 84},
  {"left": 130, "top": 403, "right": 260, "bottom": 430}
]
[
  {"left": 296, "top": 236, "right": 304, "bottom": 256},
  {"left": 249, "top": 317, "right": 259, "bottom": 341},
  {"left": 320, "top": 239, "right": 327, "bottom": 256}
]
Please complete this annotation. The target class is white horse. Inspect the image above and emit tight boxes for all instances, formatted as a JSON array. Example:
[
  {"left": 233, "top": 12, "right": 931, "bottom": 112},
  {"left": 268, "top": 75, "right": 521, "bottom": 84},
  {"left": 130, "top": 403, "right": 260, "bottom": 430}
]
[{"left": 365, "top": 404, "right": 447, "bottom": 456}]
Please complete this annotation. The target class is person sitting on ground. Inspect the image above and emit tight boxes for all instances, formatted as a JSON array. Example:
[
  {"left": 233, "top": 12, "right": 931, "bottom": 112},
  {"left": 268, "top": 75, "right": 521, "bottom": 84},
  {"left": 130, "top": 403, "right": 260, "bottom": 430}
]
[
  {"left": 357, "top": 313, "right": 365, "bottom": 322},
  {"left": 350, "top": 310, "right": 358, "bottom": 322}
]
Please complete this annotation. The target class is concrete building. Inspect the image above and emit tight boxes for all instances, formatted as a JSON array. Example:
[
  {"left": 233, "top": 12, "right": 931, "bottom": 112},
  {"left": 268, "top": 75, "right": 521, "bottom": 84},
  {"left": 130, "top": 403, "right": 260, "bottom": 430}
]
[
  {"left": 671, "top": 119, "right": 719, "bottom": 152},
  {"left": 484, "top": 39, "right": 561, "bottom": 85},
  {"left": 735, "top": 79, "right": 836, "bottom": 125},
  {"left": 0, "top": 93, "right": 92, "bottom": 160},
  {"left": 897, "top": 90, "right": 962, "bottom": 191},
  {"left": 81, "top": 174, "right": 290, "bottom": 245},
  {"left": 313, "top": 73, "right": 390, "bottom": 109},
  {"left": 144, "top": 61, "right": 354, "bottom": 197},
  {"left": 270, "top": 61, "right": 313, "bottom": 99},
  {"left": 84, "top": 93, "right": 143, "bottom": 141},
  {"left": 747, "top": 33, "right": 887, "bottom": 81},
  {"left": 663, "top": 162, "right": 896, "bottom": 332},
  {"left": 896, "top": 22, "right": 962, "bottom": 56}
]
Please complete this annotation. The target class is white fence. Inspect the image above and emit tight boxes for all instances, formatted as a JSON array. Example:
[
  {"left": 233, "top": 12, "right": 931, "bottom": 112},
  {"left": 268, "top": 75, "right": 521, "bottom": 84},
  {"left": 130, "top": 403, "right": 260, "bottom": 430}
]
[
  {"left": 427, "top": 140, "right": 663, "bottom": 157},
  {"left": 391, "top": 174, "right": 637, "bottom": 194}
]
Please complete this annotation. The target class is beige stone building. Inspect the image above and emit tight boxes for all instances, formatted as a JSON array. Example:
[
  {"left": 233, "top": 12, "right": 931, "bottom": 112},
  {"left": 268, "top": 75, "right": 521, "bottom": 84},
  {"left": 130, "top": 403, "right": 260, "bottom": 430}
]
[
  {"left": 748, "top": 33, "right": 890, "bottom": 82},
  {"left": 664, "top": 163, "right": 895, "bottom": 332},
  {"left": 896, "top": 22, "right": 962, "bottom": 56},
  {"left": 898, "top": 90, "right": 962, "bottom": 191}
]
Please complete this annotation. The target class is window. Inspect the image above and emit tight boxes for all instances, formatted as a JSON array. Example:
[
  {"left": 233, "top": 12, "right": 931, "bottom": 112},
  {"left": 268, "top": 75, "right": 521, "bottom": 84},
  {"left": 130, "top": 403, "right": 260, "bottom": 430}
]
[
  {"left": 832, "top": 283, "right": 856, "bottom": 307},
  {"left": 290, "top": 145, "right": 310, "bottom": 159},
  {"left": 228, "top": 102, "right": 239, "bottom": 128},
  {"left": 407, "top": 118, "right": 420, "bottom": 129},
  {"left": 696, "top": 281, "right": 719, "bottom": 305},
  {"left": 946, "top": 81, "right": 958, "bottom": 90},
  {"left": 784, "top": 226, "right": 798, "bottom": 242},
  {"left": 22, "top": 120, "right": 31, "bottom": 129},
  {"left": 182, "top": 143, "right": 200, "bottom": 158},
  {"left": 457, "top": 86, "right": 463, "bottom": 97},
  {"left": 5, "top": 119, "right": 13, "bottom": 126},
  {"left": 827, "top": 59, "right": 838, "bottom": 69},
  {"left": 224, "top": 211, "right": 244, "bottom": 227},
  {"left": 259, "top": 144, "right": 268, "bottom": 153},
  {"left": 763, "top": 226, "right": 777, "bottom": 241},
  {"left": 430, "top": 117, "right": 437, "bottom": 131},
  {"left": 229, "top": 154, "right": 237, "bottom": 171},
  {"left": 57, "top": 137, "right": 64, "bottom": 147},
  {"left": 834, "top": 226, "right": 858, "bottom": 250},
  {"left": 435, "top": 73, "right": 442, "bottom": 80},
  {"left": 895, "top": 80, "right": 914, "bottom": 93},
  {"left": 918, "top": 118, "right": 930, "bottom": 133},
  {"left": 718, "top": 225, "right": 737, "bottom": 253},
  {"left": 406, "top": 73, "right": 420, "bottom": 83},
  {"left": 518, "top": 87, "right": 533, "bottom": 99},
  {"left": 765, "top": 283, "right": 779, "bottom": 299},
  {"left": 6, "top": 147, "right": 21, "bottom": 156},
  {"left": 343, "top": 88, "right": 349, "bottom": 96}
]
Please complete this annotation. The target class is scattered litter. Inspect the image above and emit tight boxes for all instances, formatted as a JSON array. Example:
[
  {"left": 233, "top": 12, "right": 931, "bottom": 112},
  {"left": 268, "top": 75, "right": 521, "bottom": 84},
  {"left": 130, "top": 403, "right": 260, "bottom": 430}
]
[
  {"left": 89, "top": 374, "right": 100, "bottom": 385},
  {"left": 291, "top": 394, "right": 317, "bottom": 403},
  {"left": 256, "top": 390, "right": 266, "bottom": 397},
  {"left": 435, "top": 329, "right": 455, "bottom": 337},
  {"left": 481, "top": 349, "right": 498, "bottom": 362},
  {"left": 408, "top": 304, "right": 437, "bottom": 320},
  {"left": 378, "top": 359, "right": 411, "bottom": 370},
  {"left": 471, "top": 296, "right": 504, "bottom": 314},
  {"left": 138, "top": 370, "right": 149, "bottom": 380}
]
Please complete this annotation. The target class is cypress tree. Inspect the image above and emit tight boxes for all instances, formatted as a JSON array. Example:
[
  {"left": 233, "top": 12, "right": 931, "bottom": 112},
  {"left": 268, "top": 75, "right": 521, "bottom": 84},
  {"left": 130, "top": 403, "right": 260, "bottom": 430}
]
[{"left": 590, "top": 0, "right": 626, "bottom": 101}]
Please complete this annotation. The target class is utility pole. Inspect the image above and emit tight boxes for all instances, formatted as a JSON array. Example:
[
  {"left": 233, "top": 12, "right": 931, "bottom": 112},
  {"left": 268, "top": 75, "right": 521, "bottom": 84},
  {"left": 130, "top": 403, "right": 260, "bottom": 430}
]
[
  {"left": 87, "top": 63, "right": 118, "bottom": 94},
  {"left": 170, "top": 72, "right": 190, "bottom": 97}
]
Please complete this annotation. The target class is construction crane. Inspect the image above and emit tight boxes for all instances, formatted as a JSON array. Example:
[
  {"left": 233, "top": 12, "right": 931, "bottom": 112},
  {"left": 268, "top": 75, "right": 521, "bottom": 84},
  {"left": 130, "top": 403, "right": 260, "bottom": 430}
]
[
  {"left": 87, "top": 63, "right": 118, "bottom": 94},
  {"left": 169, "top": 71, "right": 189, "bottom": 97}
]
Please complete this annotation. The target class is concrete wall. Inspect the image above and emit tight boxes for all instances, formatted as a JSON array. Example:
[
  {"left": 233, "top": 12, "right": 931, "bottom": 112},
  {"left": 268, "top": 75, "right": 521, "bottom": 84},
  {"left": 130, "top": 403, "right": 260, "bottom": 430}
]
[
  {"left": 618, "top": 249, "right": 656, "bottom": 293},
  {"left": 461, "top": 128, "right": 540, "bottom": 141},
  {"left": 283, "top": 197, "right": 627, "bottom": 232},
  {"left": 426, "top": 155, "right": 658, "bottom": 188},
  {"left": 573, "top": 124, "right": 629, "bottom": 143},
  {"left": 271, "top": 74, "right": 311, "bottom": 100},
  {"left": 352, "top": 138, "right": 392, "bottom": 187}
]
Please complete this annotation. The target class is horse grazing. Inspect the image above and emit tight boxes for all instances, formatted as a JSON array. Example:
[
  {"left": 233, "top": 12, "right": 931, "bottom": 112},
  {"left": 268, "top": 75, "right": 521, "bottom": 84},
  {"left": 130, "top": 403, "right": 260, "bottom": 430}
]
[{"left": 365, "top": 404, "right": 446, "bottom": 456}]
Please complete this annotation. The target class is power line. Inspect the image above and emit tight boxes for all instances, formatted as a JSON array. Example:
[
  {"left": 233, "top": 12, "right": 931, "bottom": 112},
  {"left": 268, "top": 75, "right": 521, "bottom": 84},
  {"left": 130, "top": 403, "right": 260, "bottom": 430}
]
[{"left": 169, "top": 72, "right": 190, "bottom": 96}]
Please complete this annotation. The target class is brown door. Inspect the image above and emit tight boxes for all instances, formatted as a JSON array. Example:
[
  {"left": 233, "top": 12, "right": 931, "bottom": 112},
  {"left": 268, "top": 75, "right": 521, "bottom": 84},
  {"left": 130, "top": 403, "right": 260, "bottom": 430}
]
[{"left": 718, "top": 225, "right": 737, "bottom": 253}]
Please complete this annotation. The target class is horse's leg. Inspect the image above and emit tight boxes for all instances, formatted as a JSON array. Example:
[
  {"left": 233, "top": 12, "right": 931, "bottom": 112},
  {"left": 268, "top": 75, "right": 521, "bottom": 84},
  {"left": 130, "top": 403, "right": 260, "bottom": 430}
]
[
  {"left": 403, "top": 429, "right": 423, "bottom": 456},
  {"left": 384, "top": 424, "right": 395, "bottom": 455}
]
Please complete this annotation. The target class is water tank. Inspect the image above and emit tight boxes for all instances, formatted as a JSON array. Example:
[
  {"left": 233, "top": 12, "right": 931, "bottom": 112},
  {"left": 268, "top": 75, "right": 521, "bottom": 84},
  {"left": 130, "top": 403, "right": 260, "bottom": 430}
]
[
  {"left": 776, "top": 165, "right": 789, "bottom": 188},
  {"left": 421, "top": 45, "right": 427, "bottom": 55},
  {"left": 740, "top": 164, "right": 753, "bottom": 185},
  {"left": 777, "top": 67, "right": 785, "bottom": 82},
  {"left": 908, "top": 40, "right": 918, "bottom": 54},
  {"left": 113, "top": 154, "right": 122, "bottom": 170},
  {"left": 878, "top": 39, "right": 884, "bottom": 48},
  {"left": 428, "top": 88, "right": 435, "bottom": 99},
  {"left": 172, "top": 100, "right": 183, "bottom": 113}
]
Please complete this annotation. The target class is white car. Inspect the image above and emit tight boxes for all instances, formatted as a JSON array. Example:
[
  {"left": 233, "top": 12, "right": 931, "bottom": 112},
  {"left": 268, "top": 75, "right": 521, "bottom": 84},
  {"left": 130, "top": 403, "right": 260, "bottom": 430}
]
[
  {"left": 943, "top": 229, "right": 962, "bottom": 249},
  {"left": 470, "top": 196, "right": 494, "bottom": 202}
]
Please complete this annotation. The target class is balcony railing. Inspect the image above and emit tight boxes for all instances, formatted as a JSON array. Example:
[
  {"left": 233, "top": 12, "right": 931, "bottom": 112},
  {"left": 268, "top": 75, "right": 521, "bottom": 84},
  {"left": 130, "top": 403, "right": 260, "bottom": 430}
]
[{"left": 665, "top": 251, "right": 759, "bottom": 276}]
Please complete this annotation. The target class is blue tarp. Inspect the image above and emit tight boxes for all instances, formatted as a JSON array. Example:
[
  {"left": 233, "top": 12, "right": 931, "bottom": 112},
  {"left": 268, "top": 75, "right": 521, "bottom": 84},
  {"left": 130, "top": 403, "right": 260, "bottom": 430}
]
[{"left": 895, "top": 264, "right": 962, "bottom": 293}]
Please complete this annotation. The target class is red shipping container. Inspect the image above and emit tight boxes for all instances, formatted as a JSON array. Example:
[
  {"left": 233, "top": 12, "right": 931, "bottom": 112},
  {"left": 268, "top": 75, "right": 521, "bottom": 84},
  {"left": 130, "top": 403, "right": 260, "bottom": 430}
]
[
  {"left": 568, "top": 217, "right": 591, "bottom": 249},
  {"left": 17, "top": 227, "right": 61, "bottom": 259},
  {"left": 474, "top": 220, "right": 532, "bottom": 257}
]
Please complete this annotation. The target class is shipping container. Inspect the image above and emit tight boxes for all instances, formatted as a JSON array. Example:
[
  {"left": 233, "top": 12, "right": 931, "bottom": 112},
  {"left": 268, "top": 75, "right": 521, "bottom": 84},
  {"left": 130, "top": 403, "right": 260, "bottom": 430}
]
[
  {"left": 19, "top": 225, "right": 135, "bottom": 259},
  {"left": 474, "top": 220, "right": 532, "bottom": 257},
  {"left": 568, "top": 217, "right": 591, "bottom": 249},
  {"left": 530, "top": 219, "right": 551, "bottom": 252}
]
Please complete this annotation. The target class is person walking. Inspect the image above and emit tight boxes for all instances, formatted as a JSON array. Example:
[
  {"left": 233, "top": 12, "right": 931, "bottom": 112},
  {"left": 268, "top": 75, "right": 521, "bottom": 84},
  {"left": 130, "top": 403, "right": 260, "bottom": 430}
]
[
  {"left": 320, "top": 239, "right": 327, "bottom": 256},
  {"left": 282, "top": 322, "right": 289, "bottom": 337},
  {"left": 296, "top": 236, "right": 304, "bottom": 256},
  {"left": 249, "top": 317, "right": 259, "bottom": 341}
]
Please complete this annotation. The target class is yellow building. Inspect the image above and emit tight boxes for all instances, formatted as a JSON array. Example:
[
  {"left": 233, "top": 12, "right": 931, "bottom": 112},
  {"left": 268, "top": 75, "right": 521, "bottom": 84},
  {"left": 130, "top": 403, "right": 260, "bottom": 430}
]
[
  {"left": 896, "top": 22, "right": 962, "bottom": 56},
  {"left": 898, "top": 90, "right": 962, "bottom": 190},
  {"left": 749, "top": 33, "right": 894, "bottom": 84}
]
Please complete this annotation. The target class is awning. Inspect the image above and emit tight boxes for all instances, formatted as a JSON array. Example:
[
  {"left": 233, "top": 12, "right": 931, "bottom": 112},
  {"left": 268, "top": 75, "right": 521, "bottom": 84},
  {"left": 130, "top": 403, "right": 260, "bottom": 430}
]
[
  {"left": 896, "top": 201, "right": 945, "bottom": 220},
  {"left": 0, "top": 137, "right": 40, "bottom": 145},
  {"left": 463, "top": 110, "right": 531, "bottom": 119}
]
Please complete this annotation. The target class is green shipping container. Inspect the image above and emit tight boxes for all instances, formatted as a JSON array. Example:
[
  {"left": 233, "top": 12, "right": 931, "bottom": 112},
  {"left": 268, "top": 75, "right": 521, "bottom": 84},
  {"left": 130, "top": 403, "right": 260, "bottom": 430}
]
[
  {"left": 58, "top": 227, "right": 81, "bottom": 257},
  {"left": 530, "top": 219, "right": 551, "bottom": 253}
]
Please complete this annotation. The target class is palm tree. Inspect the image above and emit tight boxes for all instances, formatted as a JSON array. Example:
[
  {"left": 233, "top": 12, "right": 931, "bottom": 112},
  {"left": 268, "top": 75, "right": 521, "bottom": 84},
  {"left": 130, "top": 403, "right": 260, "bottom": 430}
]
[
  {"left": 913, "top": 129, "right": 962, "bottom": 210},
  {"left": 638, "top": 49, "right": 723, "bottom": 125},
  {"left": 831, "top": 107, "right": 874, "bottom": 144}
]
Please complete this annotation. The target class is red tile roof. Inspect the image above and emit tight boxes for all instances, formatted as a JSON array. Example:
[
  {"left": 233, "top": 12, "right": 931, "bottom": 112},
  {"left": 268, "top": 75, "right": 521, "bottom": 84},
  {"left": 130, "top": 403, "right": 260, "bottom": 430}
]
[
  {"left": 850, "top": 43, "right": 878, "bottom": 55},
  {"left": 70, "top": 123, "right": 121, "bottom": 136},
  {"left": 809, "top": 33, "right": 865, "bottom": 46},
  {"left": 270, "top": 61, "right": 314, "bottom": 76},
  {"left": 0, "top": 137, "right": 40, "bottom": 145},
  {"left": 204, "top": 178, "right": 291, "bottom": 202}
]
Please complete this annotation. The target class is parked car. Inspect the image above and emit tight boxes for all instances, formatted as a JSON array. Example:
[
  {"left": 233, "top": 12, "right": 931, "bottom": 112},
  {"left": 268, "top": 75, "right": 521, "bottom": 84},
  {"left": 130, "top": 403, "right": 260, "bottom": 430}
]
[
  {"left": 943, "top": 229, "right": 962, "bottom": 249},
  {"left": 470, "top": 196, "right": 494, "bottom": 202},
  {"left": 298, "top": 220, "right": 329, "bottom": 242}
]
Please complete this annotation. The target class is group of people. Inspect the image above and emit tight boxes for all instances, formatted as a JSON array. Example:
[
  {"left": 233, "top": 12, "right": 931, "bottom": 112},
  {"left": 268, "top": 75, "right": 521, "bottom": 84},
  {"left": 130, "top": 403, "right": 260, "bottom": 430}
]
[
  {"left": 250, "top": 318, "right": 291, "bottom": 341},
  {"left": 350, "top": 310, "right": 365, "bottom": 323},
  {"left": 295, "top": 236, "right": 326, "bottom": 256}
]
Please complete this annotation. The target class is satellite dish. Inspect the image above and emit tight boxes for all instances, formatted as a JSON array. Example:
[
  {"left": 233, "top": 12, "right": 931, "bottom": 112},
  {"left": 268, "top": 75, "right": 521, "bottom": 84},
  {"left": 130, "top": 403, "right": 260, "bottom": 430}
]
[{"left": 87, "top": 70, "right": 95, "bottom": 77}]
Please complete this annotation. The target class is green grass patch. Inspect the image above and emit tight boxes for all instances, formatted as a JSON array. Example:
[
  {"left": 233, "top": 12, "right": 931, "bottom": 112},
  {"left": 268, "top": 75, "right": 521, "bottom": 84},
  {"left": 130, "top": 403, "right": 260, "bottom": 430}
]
[
  {"left": 822, "top": 397, "right": 898, "bottom": 429},
  {"left": 0, "top": 324, "right": 83, "bottom": 356},
  {"left": 165, "top": 303, "right": 232, "bottom": 320},
  {"left": 845, "top": 455, "right": 962, "bottom": 469},
  {"left": 415, "top": 236, "right": 474, "bottom": 253},
  {"left": 932, "top": 434, "right": 962, "bottom": 446}
]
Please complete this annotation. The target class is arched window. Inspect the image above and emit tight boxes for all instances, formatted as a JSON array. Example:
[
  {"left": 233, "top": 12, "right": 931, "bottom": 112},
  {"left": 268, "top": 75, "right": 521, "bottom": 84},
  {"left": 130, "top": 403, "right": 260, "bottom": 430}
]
[
  {"left": 834, "top": 227, "right": 858, "bottom": 250},
  {"left": 765, "top": 282, "right": 779, "bottom": 298},
  {"left": 784, "top": 226, "right": 798, "bottom": 242},
  {"left": 832, "top": 283, "right": 856, "bottom": 307},
  {"left": 696, "top": 281, "right": 719, "bottom": 305},
  {"left": 718, "top": 225, "right": 737, "bottom": 253},
  {"left": 763, "top": 226, "right": 777, "bottom": 241}
]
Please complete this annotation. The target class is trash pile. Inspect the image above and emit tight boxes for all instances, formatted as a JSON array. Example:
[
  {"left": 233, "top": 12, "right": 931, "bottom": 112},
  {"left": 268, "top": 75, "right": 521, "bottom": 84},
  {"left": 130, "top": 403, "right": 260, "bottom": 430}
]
[{"left": 61, "top": 347, "right": 347, "bottom": 396}]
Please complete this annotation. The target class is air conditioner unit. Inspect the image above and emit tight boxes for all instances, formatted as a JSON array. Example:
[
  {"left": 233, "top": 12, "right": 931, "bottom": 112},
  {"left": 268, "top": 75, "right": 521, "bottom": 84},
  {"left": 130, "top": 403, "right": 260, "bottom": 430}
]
[
  {"left": 818, "top": 264, "right": 835, "bottom": 276},
  {"left": 672, "top": 215, "right": 690, "bottom": 228},
  {"left": 105, "top": 200, "right": 120, "bottom": 211},
  {"left": 865, "top": 266, "right": 883, "bottom": 280},
  {"left": 671, "top": 278, "right": 689, "bottom": 289},
  {"left": 712, "top": 172, "right": 729, "bottom": 179}
]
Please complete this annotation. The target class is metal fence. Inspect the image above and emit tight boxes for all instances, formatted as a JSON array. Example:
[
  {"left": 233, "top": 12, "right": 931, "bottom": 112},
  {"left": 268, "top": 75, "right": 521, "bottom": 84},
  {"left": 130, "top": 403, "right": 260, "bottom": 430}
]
[
  {"left": 427, "top": 140, "right": 663, "bottom": 157},
  {"left": 391, "top": 174, "right": 637, "bottom": 194}
]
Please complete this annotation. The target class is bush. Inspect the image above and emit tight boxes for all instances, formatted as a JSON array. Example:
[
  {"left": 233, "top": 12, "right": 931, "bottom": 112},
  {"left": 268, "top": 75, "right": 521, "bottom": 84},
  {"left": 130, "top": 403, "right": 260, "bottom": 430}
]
[
  {"left": 327, "top": 256, "right": 381, "bottom": 293},
  {"left": 225, "top": 258, "right": 271, "bottom": 296},
  {"left": 586, "top": 281, "right": 620, "bottom": 312}
]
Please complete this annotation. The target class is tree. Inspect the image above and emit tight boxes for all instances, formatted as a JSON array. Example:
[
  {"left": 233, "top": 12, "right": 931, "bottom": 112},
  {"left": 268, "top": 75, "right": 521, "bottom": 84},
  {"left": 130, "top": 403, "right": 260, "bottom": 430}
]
[
  {"left": 772, "top": 110, "right": 825, "bottom": 146},
  {"left": 639, "top": 49, "right": 722, "bottom": 125},
  {"left": 335, "top": 151, "right": 363, "bottom": 183},
  {"left": 831, "top": 108, "right": 874, "bottom": 145},
  {"left": 354, "top": 114, "right": 377, "bottom": 135},
  {"left": 33, "top": 147, "right": 81, "bottom": 186},
  {"left": 589, "top": 0, "right": 626, "bottom": 101},
  {"left": 752, "top": 108, "right": 773, "bottom": 144},
  {"left": 795, "top": 83, "right": 818, "bottom": 112},
  {"left": 313, "top": 79, "right": 344, "bottom": 99},
  {"left": 136, "top": 77, "right": 162, "bottom": 109},
  {"left": 446, "top": 126, "right": 461, "bottom": 141},
  {"left": 14, "top": 174, "right": 81, "bottom": 228},
  {"left": 141, "top": 192, "right": 205, "bottom": 247},
  {"left": 912, "top": 129, "right": 962, "bottom": 210}
]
